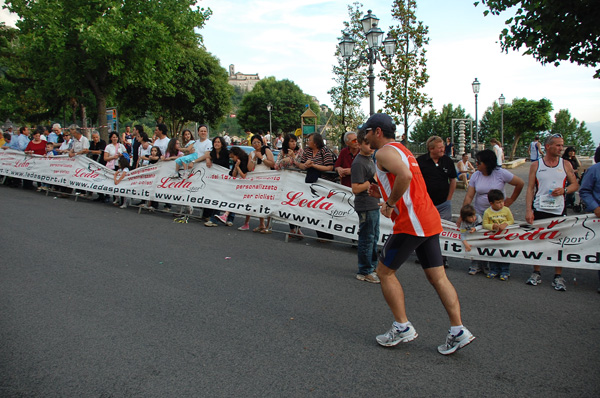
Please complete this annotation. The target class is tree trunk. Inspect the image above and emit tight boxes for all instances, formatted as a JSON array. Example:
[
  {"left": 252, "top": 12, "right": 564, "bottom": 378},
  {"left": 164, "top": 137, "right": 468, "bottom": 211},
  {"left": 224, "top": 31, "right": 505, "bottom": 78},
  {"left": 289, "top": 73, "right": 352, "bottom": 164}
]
[
  {"left": 84, "top": 70, "right": 109, "bottom": 142},
  {"left": 80, "top": 102, "right": 88, "bottom": 139},
  {"left": 509, "top": 134, "right": 521, "bottom": 161},
  {"left": 96, "top": 94, "right": 108, "bottom": 142},
  {"left": 70, "top": 97, "right": 78, "bottom": 124}
]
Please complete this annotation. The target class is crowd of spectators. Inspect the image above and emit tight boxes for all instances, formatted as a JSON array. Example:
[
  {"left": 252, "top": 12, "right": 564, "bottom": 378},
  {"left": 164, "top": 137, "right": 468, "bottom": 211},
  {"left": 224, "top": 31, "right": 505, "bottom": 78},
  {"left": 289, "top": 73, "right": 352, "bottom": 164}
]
[{"left": 2, "top": 122, "right": 600, "bottom": 291}]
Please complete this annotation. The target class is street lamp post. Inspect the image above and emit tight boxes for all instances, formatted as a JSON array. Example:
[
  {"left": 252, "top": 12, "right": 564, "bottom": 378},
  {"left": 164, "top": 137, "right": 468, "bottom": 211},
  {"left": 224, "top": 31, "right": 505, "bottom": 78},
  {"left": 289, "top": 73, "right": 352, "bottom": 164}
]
[
  {"left": 498, "top": 94, "right": 505, "bottom": 147},
  {"left": 338, "top": 10, "right": 396, "bottom": 116},
  {"left": 267, "top": 102, "right": 273, "bottom": 136},
  {"left": 472, "top": 78, "right": 480, "bottom": 154}
]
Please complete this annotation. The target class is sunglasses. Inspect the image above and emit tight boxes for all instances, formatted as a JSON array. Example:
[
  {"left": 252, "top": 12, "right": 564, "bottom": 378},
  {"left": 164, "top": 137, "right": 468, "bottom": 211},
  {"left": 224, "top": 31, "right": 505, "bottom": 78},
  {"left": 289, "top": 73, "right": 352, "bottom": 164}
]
[{"left": 350, "top": 139, "right": 358, "bottom": 144}]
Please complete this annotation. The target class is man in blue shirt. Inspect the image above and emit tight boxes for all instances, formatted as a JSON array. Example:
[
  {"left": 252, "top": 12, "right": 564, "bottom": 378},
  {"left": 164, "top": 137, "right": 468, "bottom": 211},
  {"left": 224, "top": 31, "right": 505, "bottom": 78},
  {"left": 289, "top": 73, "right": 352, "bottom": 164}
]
[
  {"left": 580, "top": 163, "right": 600, "bottom": 218},
  {"left": 579, "top": 162, "right": 600, "bottom": 293},
  {"left": 9, "top": 126, "right": 30, "bottom": 151},
  {"left": 48, "top": 123, "right": 62, "bottom": 146}
]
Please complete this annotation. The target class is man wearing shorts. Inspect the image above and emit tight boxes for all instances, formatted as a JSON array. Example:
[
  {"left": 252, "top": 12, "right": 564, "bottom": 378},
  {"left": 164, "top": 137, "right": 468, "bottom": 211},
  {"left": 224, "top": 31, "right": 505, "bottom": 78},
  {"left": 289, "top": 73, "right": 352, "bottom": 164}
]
[
  {"left": 525, "top": 134, "right": 579, "bottom": 291},
  {"left": 528, "top": 136, "right": 544, "bottom": 162},
  {"left": 363, "top": 113, "right": 475, "bottom": 355}
]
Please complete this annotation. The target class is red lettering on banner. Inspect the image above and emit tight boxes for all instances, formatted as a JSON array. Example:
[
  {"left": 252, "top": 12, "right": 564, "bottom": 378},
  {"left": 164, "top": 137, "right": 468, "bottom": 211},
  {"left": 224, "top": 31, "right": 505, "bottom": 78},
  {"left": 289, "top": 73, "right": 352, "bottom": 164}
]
[
  {"left": 281, "top": 191, "right": 333, "bottom": 210},
  {"left": 73, "top": 168, "right": 99, "bottom": 179},
  {"left": 547, "top": 219, "right": 566, "bottom": 229},
  {"left": 14, "top": 160, "right": 30, "bottom": 168},
  {"left": 485, "top": 227, "right": 560, "bottom": 241},
  {"left": 157, "top": 177, "right": 192, "bottom": 189},
  {"left": 441, "top": 231, "right": 461, "bottom": 239}
]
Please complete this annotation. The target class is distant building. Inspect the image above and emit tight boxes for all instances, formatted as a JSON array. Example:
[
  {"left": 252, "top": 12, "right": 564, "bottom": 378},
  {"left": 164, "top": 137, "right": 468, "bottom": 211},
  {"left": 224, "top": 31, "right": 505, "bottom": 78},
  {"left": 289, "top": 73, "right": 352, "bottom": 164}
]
[{"left": 228, "top": 64, "right": 260, "bottom": 92}]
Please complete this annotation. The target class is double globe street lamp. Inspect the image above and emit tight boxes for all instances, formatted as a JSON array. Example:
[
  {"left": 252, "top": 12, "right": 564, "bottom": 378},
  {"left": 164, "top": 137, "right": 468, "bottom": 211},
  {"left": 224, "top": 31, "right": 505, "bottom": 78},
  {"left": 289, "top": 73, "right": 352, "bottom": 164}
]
[
  {"left": 267, "top": 102, "right": 273, "bottom": 136},
  {"left": 499, "top": 94, "right": 505, "bottom": 147},
  {"left": 338, "top": 10, "right": 397, "bottom": 116},
  {"left": 472, "top": 78, "right": 480, "bottom": 154}
]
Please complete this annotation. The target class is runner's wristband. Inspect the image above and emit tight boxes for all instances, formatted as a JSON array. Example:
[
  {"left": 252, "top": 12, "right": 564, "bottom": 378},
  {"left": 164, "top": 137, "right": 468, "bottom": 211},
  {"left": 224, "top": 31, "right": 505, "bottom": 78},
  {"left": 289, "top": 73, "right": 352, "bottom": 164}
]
[{"left": 386, "top": 200, "right": 394, "bottom": 208}]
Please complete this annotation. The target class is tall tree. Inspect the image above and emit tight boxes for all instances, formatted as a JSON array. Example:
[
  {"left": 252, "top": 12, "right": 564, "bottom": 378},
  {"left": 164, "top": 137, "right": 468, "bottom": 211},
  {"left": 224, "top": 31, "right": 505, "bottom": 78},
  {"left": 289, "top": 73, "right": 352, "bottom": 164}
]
[
  {"left": 237, "top": 77, "right": 318, "bottom": 133},
  {"left": 503, "top": 97, "right": 553, "bottom": 160},
  {"left": 120, "top": 46, "right": 232, "bottom": 136},
  {"left": 379, "top": 0, "right": 432, "bottom": 137},
  {"left": 412, "top": 103, "right": 469, "bottom": 144},
  {"left": 551, "top": 109, "right": 594, "bottom": 149},
  {"left": 5, "top": 0, "right": 212, "bottom": 140},
  {"left": 328, "top": 2, "right": 368, "bottom": 141},
  {"left": 0, "top": 23, "right": 61, "bottom": 124},
  {"left": 479, "top": 101, "right": 505, "bottom": 146},
  {"left": 475, "top": 0, "right": 600, "bottom": 78}
]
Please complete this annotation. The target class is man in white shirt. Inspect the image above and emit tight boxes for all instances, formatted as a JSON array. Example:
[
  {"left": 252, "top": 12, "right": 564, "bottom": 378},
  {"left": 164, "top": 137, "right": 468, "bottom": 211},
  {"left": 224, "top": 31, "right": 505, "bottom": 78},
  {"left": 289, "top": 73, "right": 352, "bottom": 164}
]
[
  {"left": 490, "top": 138, "right": 504, "bottom": 166},
  {"left": 69, "top": 125, "right": 90, "bottom": 157},
  {"left": 223, "top": 132, "right": 231, "bottom": 146},
  {"left": 171, "top": 124, "right": 212, "bottom": 179},
  {"left": 193, "top": 124, "right": 213, "bottom": 166},
  {"left": 152, "top": 123, "right": 170, "bottom": 157}
]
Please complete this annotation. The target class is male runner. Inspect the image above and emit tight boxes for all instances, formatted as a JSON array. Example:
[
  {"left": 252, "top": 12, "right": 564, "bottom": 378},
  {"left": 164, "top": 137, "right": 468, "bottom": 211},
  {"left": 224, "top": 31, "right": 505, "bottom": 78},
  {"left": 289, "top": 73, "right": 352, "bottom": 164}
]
[
  {"left": 525, "top": 134, "right": 579, "bottom": 290},
  {"left": 363, "top": 113, "right": 475, "bottom": 355}
]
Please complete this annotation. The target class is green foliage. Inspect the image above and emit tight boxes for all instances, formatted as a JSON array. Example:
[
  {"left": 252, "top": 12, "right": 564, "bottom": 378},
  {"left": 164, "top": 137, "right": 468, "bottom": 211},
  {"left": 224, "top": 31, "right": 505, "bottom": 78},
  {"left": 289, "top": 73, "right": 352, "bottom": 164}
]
[
  {"left": 214, "top": 86, "right": 247, "bottom": 136},
  {"left": 412, "top": 103, "right": 469, "bottom": 144},
  {"left": 479, "top": 102, "right": 504, "bottom": 145},
  {"left": 379, "top": 0, "right": 432, "bottom": 136},
  {"left": 475, "top": 0, "right": 600, "bottom": 78},
  {"left": 502, "top": 97, "right": 553, "bottom": 160},
  {"left": 0, "top": 23, "right": 55, "bottom": 124},
  {"left": 237, "top": 77, "right": 318, "bottom": 133},
  {"left": 120, "top": 46, "right": 232, "bottom": 136},
  {"left": 550, "top": 109, "right": 594, "bottom": 149},
  {"left": 5, "top": 0, "right": 212, "bottom": 140},
  {"left": 328, "top": 2, "right": 368, "bottom": 140}
]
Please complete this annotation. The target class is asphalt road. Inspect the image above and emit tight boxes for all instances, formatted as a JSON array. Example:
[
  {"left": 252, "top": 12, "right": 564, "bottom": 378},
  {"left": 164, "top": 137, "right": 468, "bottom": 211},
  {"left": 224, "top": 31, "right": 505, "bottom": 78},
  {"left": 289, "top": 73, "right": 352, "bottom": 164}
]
[{"left": 1, "top": 164, "right": 599, "bottom": 397}]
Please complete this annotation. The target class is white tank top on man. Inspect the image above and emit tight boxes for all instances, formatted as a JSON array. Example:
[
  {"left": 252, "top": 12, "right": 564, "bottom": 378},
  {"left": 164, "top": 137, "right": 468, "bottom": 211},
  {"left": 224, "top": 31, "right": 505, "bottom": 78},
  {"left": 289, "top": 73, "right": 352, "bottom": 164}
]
[{"left": 533, "top": 158, "right": 566, "bottom": 215}]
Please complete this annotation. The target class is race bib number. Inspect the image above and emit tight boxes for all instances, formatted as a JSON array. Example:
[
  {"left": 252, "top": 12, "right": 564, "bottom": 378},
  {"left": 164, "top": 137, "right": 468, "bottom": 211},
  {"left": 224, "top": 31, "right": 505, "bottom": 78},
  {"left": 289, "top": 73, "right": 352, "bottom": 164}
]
[{"left": 539, "top": 193, "right": 561, "bottom": 209}]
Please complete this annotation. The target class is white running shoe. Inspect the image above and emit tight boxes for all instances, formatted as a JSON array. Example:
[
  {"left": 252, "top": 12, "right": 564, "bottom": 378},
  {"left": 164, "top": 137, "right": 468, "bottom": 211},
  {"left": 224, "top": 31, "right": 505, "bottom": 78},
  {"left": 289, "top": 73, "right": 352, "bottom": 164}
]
[
  {"left": 526, "top": 273, "right": 542, "bottom": 286},
  {"left": 376, "top": 322, "right": 418, "bottom": 347},
  {"left": 437, "top": 327, "right": 475, "bottom": 355}
]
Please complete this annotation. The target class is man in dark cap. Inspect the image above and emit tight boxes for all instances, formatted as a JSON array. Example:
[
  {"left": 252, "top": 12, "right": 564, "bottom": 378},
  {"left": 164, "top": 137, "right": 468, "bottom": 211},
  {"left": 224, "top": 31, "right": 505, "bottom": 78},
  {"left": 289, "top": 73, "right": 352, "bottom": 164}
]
[{"left": 363, "top": 113, "right": 475, "bottom": 355}]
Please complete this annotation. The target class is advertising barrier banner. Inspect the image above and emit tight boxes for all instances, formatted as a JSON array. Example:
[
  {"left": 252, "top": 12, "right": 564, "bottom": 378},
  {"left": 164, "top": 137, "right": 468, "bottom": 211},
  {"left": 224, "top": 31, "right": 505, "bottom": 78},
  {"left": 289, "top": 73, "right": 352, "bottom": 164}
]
[{"left": 1, "top": 150, "right": 598, "bottom": 270}]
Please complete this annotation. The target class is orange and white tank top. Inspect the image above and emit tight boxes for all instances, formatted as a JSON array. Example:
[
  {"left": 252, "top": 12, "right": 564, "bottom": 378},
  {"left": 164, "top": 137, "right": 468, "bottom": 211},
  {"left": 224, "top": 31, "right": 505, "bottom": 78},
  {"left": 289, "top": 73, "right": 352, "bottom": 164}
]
[{"left": 376, "top": 142, "right": 442, "bottom": 237}]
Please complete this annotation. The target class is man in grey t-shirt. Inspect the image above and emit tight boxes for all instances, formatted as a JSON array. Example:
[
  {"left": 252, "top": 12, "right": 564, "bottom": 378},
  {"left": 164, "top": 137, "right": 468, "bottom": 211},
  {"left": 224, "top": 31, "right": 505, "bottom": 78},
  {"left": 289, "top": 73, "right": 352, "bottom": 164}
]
[{"left": 351, "top": 130, "right": 381, "bottom": 284}]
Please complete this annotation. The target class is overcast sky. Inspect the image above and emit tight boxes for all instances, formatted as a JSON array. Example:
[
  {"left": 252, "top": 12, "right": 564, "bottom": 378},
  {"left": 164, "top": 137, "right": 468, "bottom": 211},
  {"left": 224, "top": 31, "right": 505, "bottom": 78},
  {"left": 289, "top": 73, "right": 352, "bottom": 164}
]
[
  {"left": 2, "top": 0, "right": 598, "bottom": 142},
  {"left": 198, "top": 0, "right": 599, "bottom": 141}
]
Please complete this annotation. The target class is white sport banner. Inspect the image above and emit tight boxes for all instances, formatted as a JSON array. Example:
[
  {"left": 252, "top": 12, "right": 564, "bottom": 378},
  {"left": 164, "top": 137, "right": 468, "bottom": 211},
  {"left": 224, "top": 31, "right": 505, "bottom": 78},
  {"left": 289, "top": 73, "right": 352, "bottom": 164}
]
[
  {"left": 1, "top": 150, "right": 598, "bottom": 270},
  {"left": 440, "top": 218, "right": 600, "bottom": 270}
]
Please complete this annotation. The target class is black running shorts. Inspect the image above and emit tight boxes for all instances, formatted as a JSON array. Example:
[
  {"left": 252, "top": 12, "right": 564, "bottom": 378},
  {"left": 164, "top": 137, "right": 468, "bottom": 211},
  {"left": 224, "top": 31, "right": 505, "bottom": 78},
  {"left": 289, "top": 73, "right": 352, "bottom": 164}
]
[{"left": 379, "top": 233, "right": 443, "bottom": 270}]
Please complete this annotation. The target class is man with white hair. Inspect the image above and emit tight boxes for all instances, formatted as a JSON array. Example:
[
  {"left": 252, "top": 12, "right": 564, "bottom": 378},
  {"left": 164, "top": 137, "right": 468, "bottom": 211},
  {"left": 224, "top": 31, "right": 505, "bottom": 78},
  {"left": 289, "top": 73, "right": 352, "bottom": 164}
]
[
  {"left": 68, "top": 125, "right": 89, "bottom": 157},
  {"left": 48, "top": 123, "right": 62, "bottom": 148},
  {"left": 334, "top": 131, "right": 359, "bottom": 187}
]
